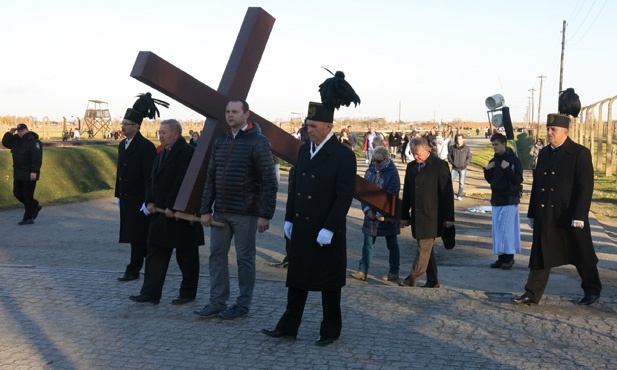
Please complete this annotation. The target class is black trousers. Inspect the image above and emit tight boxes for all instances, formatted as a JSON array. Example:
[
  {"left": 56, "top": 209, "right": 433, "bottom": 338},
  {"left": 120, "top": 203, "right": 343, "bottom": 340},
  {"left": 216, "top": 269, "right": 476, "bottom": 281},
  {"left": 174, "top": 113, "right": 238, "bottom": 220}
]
[
  {"left": 275, "top": 287, "right": 342, "bottom": 338},
  {"left": 524, "top": 264, "right": 602, "bottom": 303},
  {"left": 125, "top": 242, "right": 147, "bottom": 276},
  {"left": 13, "top": 179, "right": 38, "bottom": 220},
  {"left": 140, "top": 244, "right": 200, "bottom": 299}
]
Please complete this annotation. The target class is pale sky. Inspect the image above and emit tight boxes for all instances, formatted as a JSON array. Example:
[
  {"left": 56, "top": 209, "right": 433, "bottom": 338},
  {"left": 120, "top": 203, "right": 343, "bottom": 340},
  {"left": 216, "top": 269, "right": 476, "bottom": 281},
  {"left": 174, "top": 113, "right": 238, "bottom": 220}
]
[{"left": 1, "top": 0, "right": 615, "bottom": 124}]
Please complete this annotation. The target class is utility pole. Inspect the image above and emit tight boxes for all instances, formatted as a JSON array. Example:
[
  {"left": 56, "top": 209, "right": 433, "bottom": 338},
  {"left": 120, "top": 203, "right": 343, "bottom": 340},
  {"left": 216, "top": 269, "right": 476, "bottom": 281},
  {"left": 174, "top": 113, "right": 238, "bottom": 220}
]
[
  {"left": 527, "top": 96, "right": 532, "bottom": 126},
  {"left": 559, "top": 20, "right": 566, "bottom": 94},
  {"left": 537, "top": 75, "right": 546, "bottom": 140},
  {"left": 529, "top": 88, "right": 536, "bottom": 137}
]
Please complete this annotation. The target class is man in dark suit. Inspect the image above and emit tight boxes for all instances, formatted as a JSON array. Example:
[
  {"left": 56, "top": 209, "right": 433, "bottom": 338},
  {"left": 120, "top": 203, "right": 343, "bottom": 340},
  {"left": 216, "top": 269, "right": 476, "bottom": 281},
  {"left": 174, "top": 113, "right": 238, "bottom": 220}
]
[
  {"left": 399, "top": 137, "right": 455, "bottom": 288},
  {"left": 115, "top": 97, "right": 158, "bottom": 282},
  {"left": 262, "top": 71, "right": 360, "bottom": 346},
  {"left": 129, "top": 119, "right": 204, "bottom": 305},
  {"left": 514, "top": 112, "right": 601, "bottom": 306}
]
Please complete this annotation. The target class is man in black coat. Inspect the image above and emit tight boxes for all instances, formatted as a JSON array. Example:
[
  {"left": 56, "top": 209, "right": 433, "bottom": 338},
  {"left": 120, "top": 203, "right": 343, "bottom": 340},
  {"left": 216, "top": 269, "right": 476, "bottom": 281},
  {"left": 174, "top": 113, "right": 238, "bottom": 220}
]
[
  {"left": 262, "top": 73, "right": 359, "bottom": 345},
  {"left": 514, "top": 113, "right": 601, "bottom": 306},
  {"left": 2, "top": 123, "right": 43, "bottom": 225},
  {"left": 399, "top": 137, "right": 455, "bottom": 288},
  {"left": 115, "top": 104, "right": 157, "bottom": 281},
  {"left": 129, "top": 119, "right": 204, "bottom": 305}
]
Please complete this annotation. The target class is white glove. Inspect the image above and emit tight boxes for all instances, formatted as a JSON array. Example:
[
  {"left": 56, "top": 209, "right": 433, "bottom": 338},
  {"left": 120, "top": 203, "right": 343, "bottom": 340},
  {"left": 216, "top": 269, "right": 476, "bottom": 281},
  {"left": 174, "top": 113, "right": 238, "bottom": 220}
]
[
  {"left": 284, "top": 221, "right": 293, "bottom": 239},
  {"left": 140, "top": 203, "right": 151, "bottom": 216},
  {"left": 115, "top": 198, "right": 120, "bottom": 208},
  {"left": 527, "top": 218, "right": 534, "bottom": 229},
  {"left": 316, "top": 228, "right": 334, "bottom": 247},
  {"left": 572, "top": 220, "right": 584, "bottom": 229}
]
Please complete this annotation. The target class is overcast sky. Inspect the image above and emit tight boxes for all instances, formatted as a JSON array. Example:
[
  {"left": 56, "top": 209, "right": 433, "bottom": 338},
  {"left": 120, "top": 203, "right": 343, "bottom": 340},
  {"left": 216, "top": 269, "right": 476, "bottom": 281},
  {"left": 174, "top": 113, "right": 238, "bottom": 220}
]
[{"left": 1, "top": 0, "right": 614, "bottom": 124}]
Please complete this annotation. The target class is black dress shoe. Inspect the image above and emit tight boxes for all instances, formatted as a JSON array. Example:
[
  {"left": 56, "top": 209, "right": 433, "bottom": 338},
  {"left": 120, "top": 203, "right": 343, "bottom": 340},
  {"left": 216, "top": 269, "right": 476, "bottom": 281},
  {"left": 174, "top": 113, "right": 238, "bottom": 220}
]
[
  {"left": 129, "top": 294, "right": 160, "bottom": 304},
  {"left": 118, "top": 273, "right": 140, "bottom": 282},
  {"left": 18, "top": 219, "right": 34, "bottom": 225},
  {"left": 512, "top": 295, "right": 536, "bottom": 305},
  {"left": 577, "top": 295, "right": 600, "bottom": 306},
  {"left": 33, "top": 205, "right": 43, "bottom": 220},
  {"left": 261, "top": 329, "right": 296, "bottom": 340},
  {"left": 315, "top": 336, "right": 338, "bottom": 346},
  {"left": 171, "top": 297, "right": 195, "bottom": 305},
  {"left": 420, "top": 282, "right": 440, "bottom": 288}
]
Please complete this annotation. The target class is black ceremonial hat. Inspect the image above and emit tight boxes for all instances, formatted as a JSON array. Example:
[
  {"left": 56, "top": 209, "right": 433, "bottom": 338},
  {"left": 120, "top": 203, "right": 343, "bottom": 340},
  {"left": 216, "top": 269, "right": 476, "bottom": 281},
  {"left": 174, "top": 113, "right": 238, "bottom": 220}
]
[
  {"left": 306, "top": 69, "right": 361, "bottom": 124},
  {"left": 123, "top": 92, "right": 170, "bottom": 125},
  {"left": 546, "top": 113, "right": 571, "bottom": 129}
]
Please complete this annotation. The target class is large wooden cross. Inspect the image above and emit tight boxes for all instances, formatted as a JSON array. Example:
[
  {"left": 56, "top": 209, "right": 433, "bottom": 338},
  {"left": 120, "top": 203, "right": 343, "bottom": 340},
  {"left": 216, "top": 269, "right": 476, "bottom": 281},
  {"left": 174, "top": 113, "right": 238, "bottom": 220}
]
[{"left": 130, "top": 7, "right": 400, "bottom": 218}]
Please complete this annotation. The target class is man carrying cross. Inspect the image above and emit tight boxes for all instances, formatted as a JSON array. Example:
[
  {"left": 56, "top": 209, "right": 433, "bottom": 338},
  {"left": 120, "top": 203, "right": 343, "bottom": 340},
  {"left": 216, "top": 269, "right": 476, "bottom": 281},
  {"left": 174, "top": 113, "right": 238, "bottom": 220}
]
[
  {"left": 262, "top": 71, "right": 360, "bottom": 346},
  {"left": 195, "top": 98, "right": 278, "bottom": 319}
]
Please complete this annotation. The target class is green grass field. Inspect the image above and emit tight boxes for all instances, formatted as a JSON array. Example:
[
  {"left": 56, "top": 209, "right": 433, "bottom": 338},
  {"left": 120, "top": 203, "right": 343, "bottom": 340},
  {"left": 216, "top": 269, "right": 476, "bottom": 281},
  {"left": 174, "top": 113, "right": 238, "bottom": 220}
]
[{"left": 0, "top": 146, "right": 117, "bottom": 209}]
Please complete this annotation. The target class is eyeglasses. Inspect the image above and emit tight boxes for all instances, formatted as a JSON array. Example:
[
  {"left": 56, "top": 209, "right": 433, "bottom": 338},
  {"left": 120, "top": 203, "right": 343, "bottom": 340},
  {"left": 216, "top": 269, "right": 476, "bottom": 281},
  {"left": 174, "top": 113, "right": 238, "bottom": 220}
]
[{"left": 374, "top": 159, "right": 385, "bottom": 164}]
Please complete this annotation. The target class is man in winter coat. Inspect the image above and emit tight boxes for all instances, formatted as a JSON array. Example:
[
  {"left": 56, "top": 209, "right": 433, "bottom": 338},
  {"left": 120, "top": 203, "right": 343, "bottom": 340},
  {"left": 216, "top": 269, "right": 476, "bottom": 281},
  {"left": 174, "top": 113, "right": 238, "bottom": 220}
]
[
  {"left": 399, "top": 137, "right": 455, "bottom": 288},
  {"left": 448, "top": 134, "right": 472, "bottom": 200},
  {"left": 196, "top": 98, "right": 278, "bottom": 320},
  {"left": 514, "top": 114, "right": 601, "bottom": 306},
  {"left": 129, "top": 119, "right": 204, "bottom": 305},
  {"left": 350, "top": 146, "right": 401, "bottom": 282},
  {"left": 483, "top": 133, "right": 523, "bottom": 270},
  {"left": 2, "top": 124, "right": 43, "bottom": 225},
  {"left": 262, "top": 101, "right": 357, "bottom": 346},
  {"left": 115, "top": 101, "right": 158, "bottom": 282}
]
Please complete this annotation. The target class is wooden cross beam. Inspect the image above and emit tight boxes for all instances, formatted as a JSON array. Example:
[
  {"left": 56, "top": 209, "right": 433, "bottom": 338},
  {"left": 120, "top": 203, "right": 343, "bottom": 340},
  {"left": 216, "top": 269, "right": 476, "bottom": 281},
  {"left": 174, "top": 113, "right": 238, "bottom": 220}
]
[{"left": 130, "top": 7, "right": 400, "bottom": 218}]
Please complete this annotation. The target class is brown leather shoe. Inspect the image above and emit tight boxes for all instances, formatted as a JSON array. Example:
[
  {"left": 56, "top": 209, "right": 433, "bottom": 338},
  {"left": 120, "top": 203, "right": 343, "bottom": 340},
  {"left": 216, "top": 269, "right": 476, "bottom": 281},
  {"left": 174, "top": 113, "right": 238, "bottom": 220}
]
[
  {"left": 350, "top": 271, "right": 366, "bottom": 281},
  {"left": 398, "top": 278, "right": 415, "bottom": 287},
  {"left": 382, "top": 274, "right": 400, "bottom": 282}
]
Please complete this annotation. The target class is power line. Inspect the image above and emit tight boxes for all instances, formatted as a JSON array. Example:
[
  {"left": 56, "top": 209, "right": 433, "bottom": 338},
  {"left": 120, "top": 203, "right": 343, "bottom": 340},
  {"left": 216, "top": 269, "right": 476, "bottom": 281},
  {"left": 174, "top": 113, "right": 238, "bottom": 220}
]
[
  {"left": 569, "top": 0, "right": 608, "bottom": 46},
  {"left": 567, "top": 0, "right": 597, "bottom": 40}
]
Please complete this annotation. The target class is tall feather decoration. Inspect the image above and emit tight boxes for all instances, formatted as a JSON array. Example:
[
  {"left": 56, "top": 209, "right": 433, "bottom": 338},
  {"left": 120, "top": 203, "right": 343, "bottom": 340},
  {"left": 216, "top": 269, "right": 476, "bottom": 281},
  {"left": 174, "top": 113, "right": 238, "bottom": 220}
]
[
  {"left": 558, "top": 88, "right": 581, "bottom": 118},
  {"left": 318, "top": 69, "right": 361, "bottom": 110},
  {"left": 132, "top": 92, "right": 170, "bottom": 120}
]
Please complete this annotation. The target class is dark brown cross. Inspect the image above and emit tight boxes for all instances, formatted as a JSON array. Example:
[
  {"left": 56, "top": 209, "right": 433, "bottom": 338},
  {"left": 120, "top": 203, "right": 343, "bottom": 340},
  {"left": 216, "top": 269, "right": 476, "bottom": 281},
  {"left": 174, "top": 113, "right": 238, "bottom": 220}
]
[{"left": 130, "top": 7, "right": 400, "bottom": 218}]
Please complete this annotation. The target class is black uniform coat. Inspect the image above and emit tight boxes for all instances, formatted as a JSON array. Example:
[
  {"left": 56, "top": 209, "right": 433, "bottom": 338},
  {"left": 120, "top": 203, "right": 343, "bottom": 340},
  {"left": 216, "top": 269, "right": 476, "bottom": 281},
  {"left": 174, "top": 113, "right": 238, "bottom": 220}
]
[
  {"left": 2, "top": 131, "right": 43, "bottom": 181},
  {"left": 146, "top": 137, "right": 204, "bottom": 249},
  {"left": 401, "top": 153, "right": 455, "bottom": 240},
  {"left": 527, "top": 137, "right": 597, "bottom": 269},
  {"left": 285, "top": 135, "right": 357, "bottom": 291},
  {"left": 115, "top": 131, "right": 156, "bottom": 243}
]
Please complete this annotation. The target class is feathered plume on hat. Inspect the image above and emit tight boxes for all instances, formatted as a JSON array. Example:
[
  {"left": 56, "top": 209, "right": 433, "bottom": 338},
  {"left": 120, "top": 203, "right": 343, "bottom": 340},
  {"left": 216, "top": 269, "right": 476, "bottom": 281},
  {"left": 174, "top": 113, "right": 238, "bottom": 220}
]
[
  {"left": 558, "top": 88, "right": 581, "bottom": 118},
  {"left": 124, "top": 92, "right": 170, "bottom": 124},
  {"left": 318, "top": 68, "right": 361, "bottom": 110},
  {"left": 306, "top": 68, "right": 361, "bottom": 124}
]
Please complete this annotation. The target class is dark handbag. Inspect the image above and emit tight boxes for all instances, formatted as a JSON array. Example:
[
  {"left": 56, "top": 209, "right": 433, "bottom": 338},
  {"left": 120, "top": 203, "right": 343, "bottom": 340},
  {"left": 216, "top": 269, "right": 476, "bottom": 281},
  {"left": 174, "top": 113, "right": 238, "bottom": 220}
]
[{"left": 442, "top": 225, "right": 456, "bottom": 250}]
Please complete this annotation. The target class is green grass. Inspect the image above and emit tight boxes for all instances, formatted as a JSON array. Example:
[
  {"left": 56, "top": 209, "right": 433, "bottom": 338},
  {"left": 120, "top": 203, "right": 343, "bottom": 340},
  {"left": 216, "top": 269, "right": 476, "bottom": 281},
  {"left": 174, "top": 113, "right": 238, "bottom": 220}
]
[{"left": 0, "top": 146, "right": 118, "bottom": 209}]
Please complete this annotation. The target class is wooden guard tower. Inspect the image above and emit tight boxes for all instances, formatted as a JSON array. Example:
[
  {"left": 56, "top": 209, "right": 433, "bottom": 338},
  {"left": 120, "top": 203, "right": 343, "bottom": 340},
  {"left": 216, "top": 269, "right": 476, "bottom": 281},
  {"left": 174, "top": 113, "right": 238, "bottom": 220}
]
[{"left": 83, "top": 100, "right": 112, "bottom": 138}]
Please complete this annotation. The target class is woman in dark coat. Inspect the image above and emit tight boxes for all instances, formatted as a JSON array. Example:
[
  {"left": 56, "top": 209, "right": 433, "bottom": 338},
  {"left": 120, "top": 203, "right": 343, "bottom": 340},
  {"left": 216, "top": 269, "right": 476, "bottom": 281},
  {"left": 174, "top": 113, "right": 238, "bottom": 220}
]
[{"left": 350, "top": 146, "right": 401, "bottom": 282}]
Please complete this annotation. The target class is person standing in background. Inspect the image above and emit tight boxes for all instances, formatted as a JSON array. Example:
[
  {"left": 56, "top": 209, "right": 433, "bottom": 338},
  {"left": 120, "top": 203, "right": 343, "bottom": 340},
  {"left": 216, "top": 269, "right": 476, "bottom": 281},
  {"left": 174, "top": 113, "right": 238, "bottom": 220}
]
[
  {"left": 484, "top": 133, "right": 523, "bottom": 270},
  {"left": 2, "top": 123, "right": 43, "bottom": 225}
]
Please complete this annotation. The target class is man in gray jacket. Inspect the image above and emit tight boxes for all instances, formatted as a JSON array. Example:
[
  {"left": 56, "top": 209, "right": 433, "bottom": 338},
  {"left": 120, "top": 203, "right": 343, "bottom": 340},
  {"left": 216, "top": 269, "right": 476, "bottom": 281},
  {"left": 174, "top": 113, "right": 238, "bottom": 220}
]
[{"left": 448, "top": 134, "right": 472, "bottom": 200}]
